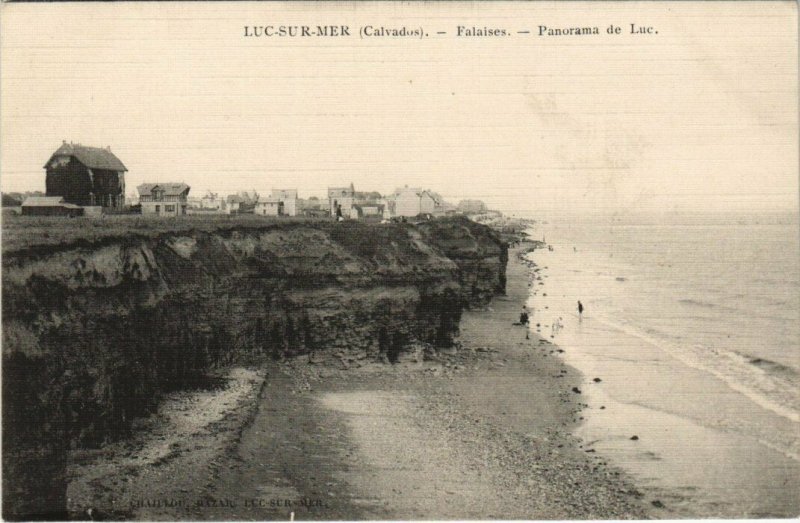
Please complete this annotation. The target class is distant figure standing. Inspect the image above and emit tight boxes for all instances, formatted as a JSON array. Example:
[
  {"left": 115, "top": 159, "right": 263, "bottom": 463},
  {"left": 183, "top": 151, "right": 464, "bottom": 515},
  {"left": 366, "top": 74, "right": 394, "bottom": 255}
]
[
  {"left": 577, "top": 300, "right": 584, "bottom": 320},
  {"left": 521, "top": 307, "right": 531, "bottom": 339}
]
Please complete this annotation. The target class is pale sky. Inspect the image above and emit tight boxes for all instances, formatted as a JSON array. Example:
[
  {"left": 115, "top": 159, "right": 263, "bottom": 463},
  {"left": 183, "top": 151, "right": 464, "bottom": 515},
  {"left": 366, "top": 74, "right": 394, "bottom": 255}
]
[{"left": 1, "top": 2, "right": 797, "bottom": 219}]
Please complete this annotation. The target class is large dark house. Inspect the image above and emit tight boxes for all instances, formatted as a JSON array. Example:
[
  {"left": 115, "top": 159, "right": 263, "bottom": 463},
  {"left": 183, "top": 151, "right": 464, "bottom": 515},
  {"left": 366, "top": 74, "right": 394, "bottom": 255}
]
[{"left": 44, "top": 141, "right": 127, "bottom": 209}]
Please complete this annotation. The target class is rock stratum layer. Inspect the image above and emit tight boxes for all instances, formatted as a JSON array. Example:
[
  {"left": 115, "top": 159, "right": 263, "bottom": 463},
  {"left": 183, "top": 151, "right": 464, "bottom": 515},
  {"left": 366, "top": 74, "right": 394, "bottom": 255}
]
[{"left": 1, "top": 217, "right": 507, "bottom": 520}]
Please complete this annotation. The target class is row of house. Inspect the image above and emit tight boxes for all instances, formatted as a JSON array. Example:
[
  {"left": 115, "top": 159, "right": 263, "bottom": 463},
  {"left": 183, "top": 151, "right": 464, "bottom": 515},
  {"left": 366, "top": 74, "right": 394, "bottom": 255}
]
[
  {"left": 328, "top": 184, "right": 453, "bottom": 220},
  {"left": 24, "top": 141, "right": 460, "bottom": 220},
  {"left": 135, "top": 184, "right": 453, "bottom": 220}
]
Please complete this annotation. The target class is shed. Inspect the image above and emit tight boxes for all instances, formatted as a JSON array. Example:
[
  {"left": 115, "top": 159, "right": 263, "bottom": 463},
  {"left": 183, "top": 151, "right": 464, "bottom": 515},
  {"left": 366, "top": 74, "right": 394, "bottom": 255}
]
[{"left": 21, "top": 196, "right": 84, "bottom": 217}]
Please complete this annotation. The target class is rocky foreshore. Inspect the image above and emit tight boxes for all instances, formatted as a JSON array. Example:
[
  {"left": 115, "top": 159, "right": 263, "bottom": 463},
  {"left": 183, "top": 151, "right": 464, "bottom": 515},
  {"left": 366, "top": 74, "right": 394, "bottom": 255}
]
[
  {"left": 468, "top": 212, "right": 538, "bottom": 245},
  {"left": 62, "top": 241, "right": 655, "bottom": 520},
  {"left": 2, "top": 216, "right": 508, "bottom": 519}
]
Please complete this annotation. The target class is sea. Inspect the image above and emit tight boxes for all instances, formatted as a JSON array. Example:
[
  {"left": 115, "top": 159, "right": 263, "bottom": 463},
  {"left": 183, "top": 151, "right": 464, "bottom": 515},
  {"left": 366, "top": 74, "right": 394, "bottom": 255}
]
[{"left": 524, "top": 211, "right": 800, "bottom": 518}]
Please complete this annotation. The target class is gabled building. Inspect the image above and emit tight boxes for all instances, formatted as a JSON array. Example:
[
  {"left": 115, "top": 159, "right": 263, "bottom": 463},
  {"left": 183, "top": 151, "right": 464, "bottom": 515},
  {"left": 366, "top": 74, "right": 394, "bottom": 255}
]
[
  {"left": 328, "top": 183, "right": 355, "bottom": 219},
  {"left": 137, "top": 183, "right": 190, "bottom": 216},
  {"left": 44, "top": 141, "right": 127, "bottom": 209},
  {"left": 389, "top": 186, "right": 438, "bottom": 217},
  {"left": 270, "top": 189, "right": 299, "bottom": 216}
]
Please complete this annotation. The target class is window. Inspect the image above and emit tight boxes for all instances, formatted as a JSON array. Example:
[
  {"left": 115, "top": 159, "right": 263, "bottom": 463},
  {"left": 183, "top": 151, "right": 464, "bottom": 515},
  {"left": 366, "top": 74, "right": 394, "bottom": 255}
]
[
  {"left": 155, "top": 205, "right": 160, "bottom": 213},
  {"left": 165, "top": 205, "right": 175, "bottom": 212}
]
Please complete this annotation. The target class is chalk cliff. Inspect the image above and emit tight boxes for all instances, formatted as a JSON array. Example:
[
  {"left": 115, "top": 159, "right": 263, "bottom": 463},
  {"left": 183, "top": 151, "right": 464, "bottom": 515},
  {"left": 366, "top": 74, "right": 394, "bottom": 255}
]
[{"left": 1, "top": 216, "right": 507, "bottom": 519}]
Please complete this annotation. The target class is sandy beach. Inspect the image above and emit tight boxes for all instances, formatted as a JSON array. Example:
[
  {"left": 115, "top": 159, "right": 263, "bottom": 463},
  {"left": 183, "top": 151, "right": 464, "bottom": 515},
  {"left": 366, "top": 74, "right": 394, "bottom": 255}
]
[{"left": 67, "top": 243, "right": 660, "bottom": 520}]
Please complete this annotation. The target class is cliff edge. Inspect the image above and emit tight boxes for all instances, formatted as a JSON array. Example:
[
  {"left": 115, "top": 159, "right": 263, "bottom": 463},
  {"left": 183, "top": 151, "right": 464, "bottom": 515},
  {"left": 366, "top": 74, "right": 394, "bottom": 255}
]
[{"left": 1, "top": 216, "right": 507, "bottom": 520}]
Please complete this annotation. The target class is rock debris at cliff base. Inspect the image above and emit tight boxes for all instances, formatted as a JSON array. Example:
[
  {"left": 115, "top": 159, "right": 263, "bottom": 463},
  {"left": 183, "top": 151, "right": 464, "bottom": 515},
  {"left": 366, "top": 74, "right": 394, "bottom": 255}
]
[
  {"left": 2, "top": 217, "right": 508, "bottom": 519},
  {"left": 58, "top": 244, "right": 654, "bottom": 520}
]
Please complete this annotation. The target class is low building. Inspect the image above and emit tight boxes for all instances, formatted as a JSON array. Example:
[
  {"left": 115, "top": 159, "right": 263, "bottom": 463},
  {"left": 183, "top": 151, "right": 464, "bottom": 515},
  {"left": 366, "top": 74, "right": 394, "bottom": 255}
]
[
  {"left": 255, "top": 197, "right": 283, "bottom": 216},
  {"left": 270, "top": 189, "right": 299, "bottom": 216},
  {"left": 328, "top": 183, "right": 355, "bottom": 219},
  {"left": 21, "top": 196, "right": 84, "bottom": 217},
  {"left": 137, "top": 183, "right": 190, "bottom": 217}
]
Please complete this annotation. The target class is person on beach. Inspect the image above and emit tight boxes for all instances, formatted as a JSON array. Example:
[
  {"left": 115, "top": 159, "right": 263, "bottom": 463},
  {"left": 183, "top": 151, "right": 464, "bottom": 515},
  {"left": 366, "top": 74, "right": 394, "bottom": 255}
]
[
  {"left": 577, "top": 300, "right": 584, "bottom": 320},
  {"left": 518, "top": 307, "right": 531, "bottom": 339}
]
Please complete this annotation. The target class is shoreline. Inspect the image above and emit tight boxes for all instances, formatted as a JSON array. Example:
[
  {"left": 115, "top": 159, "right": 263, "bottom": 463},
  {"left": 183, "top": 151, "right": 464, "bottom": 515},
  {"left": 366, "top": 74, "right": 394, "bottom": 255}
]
[
  {"left": 526, "top": 227, "right": 800, "bottom": 518},
  {"left": 66, "top": 242, "right": 657, "bottom": 520}
]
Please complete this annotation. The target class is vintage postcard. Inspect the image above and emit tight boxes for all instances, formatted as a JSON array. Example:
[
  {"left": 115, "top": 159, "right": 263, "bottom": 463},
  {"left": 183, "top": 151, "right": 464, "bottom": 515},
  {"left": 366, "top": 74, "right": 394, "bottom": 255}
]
[{"left": 1, "top": 1, "right": 797, "bottom": 520}]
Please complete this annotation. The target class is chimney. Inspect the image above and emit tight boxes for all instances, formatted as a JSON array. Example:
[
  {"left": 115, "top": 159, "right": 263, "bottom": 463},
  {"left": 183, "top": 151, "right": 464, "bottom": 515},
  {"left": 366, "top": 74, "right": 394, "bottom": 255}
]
[{"left": 62, "top": 140, "right": 66, "bottom": 145}]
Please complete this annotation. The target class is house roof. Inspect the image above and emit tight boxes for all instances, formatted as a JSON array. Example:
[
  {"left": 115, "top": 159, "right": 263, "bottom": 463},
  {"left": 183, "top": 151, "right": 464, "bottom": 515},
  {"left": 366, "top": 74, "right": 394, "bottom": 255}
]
[
  {"left": 257, "top": 197, "right": 283, "bottom": 204},
  {"left": 392, "top": 187, "right": 442, "bottom": 204},
  {"left": 22, "top": 196, "right": 65, "bottom": 206},
  {"left": 420, "top": 190, "right": 442, "bottom": 204},
  {"left": 22, "top": 196, "right": 82, "bottom": 209},
  {"left": 137, "top": 183, "right": 190, "bottom": 197},
  {"left": 45, "top": 142, "right": 128, "bottom": 172},
  {"left": 393, "top": 186, "right": 424, "bottom": 196}
]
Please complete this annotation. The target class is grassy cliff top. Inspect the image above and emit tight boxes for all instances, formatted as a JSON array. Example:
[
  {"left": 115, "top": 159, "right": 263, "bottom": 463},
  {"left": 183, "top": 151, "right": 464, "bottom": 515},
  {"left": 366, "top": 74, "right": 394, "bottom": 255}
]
[
  {"left": 1, "top": 213, "right": 506, "bottom": 261},
  {"left": 1, "top": 214, "right": 315, "bottom": 255}
]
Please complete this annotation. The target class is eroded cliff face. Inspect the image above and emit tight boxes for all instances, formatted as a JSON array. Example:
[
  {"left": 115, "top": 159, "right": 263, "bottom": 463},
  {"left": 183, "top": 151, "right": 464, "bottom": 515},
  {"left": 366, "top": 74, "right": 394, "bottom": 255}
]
[
  {"left": 417, "top": 218, "right": 508, "bottom": 305},
  {"left": 1, "top": 217, "right": 507, "bottom": 519}
]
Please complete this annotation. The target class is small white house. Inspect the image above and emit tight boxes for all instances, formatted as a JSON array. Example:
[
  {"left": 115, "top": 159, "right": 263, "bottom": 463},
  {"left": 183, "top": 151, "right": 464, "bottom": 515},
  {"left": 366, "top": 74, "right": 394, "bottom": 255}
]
[
  {"left": 255, "top": 197, "right": 284, "bottom": 216},
  {"left": 270, "top": 189, "right": 298, "bottom": 216},
  {"left": 390, "top": 186, "right": 438, "bottom": 217},
  {"left": 137, "top": 183, "right": 190, "bottom": 217},
  {"left": 328, "top": 183, "right": 355, "bottom": 219}
]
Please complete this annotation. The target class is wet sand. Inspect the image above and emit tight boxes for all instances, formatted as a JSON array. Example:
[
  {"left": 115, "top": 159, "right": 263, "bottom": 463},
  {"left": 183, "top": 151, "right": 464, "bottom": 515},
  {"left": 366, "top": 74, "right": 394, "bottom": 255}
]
[{"left": 68, "top": 244, "right": 659, "bottom": 520}]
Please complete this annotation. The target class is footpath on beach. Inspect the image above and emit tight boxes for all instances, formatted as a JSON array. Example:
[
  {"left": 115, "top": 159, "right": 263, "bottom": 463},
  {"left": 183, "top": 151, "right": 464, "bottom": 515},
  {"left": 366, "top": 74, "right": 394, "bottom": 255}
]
[{"left": 67, "top": 244, "right": 661, "bottom": 520}]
